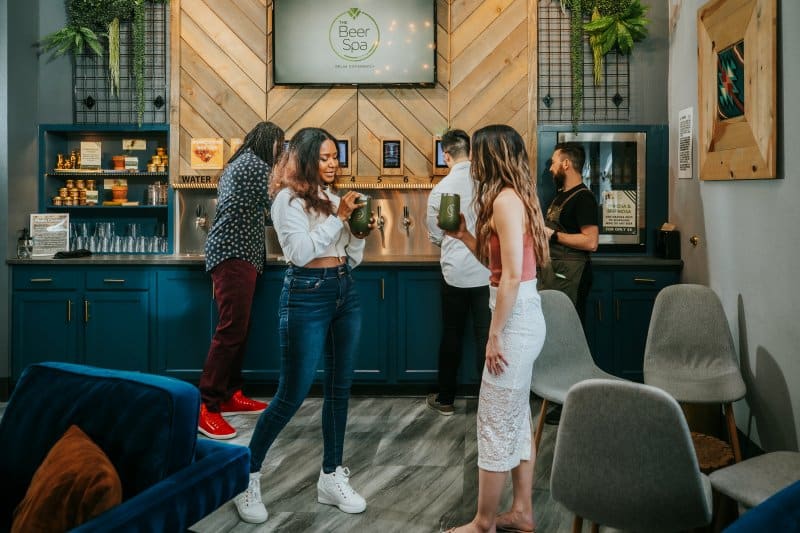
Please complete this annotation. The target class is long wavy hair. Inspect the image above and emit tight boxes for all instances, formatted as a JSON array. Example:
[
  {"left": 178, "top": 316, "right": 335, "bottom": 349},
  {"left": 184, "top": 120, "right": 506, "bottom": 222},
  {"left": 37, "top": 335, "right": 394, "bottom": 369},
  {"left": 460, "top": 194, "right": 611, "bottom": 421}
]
[
  {"left": 471, "top": 124, "right": 550, "bottom": 267},
  {"left": 268, "top": 127, "right": 338, "bottom": 216},
  {"left": 229, "top": 121, "right": 284, "bottom": 167}
]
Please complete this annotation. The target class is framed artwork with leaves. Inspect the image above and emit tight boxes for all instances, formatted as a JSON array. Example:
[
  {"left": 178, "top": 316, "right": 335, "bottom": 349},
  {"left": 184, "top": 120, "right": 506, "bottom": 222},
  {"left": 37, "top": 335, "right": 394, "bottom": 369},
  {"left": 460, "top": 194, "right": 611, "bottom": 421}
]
[{"left": 697, "top": 0, "right": 777, "bottom": 180}]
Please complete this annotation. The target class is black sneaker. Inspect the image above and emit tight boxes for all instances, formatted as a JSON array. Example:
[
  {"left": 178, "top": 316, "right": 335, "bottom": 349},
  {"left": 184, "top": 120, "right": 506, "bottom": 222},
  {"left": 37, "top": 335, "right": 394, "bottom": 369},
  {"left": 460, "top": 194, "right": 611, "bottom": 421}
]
[{"left": 426, "top": 393, "right": 455, "bottom": 416}]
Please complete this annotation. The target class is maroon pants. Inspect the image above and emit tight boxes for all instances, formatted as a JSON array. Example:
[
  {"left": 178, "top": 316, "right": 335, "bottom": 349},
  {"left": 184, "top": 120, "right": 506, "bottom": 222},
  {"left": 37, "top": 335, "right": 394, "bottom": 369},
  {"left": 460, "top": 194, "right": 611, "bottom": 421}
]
[{"left": 199, "top": 258, "right": 257, "bottom": 411}]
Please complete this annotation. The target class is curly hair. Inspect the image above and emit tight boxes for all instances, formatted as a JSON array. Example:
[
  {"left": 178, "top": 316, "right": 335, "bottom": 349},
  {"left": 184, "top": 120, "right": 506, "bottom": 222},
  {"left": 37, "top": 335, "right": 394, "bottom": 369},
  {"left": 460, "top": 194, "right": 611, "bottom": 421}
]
[
  {"left": 268, "top": 127, "right": 338, "bottom": 216},
  {"left": 471, "top": 125, "right": 549, "bottom": 267},
  {"left": 230, "top": 121, "right": 284, "bottom": 168}
]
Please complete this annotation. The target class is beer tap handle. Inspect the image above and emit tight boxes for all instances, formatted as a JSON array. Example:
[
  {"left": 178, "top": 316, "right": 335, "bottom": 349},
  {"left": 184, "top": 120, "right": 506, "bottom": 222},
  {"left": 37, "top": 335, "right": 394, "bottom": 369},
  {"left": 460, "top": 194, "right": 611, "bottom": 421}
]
[{"left": 377, "top": 205, "right": 386, "bottom": 248}]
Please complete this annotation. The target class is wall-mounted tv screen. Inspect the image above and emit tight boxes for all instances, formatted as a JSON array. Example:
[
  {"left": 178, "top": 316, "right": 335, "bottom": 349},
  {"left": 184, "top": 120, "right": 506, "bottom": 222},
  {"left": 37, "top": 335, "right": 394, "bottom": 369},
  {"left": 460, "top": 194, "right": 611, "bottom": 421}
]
[{"left": 273, "top": 0, "right": 437, "bottom": 86}]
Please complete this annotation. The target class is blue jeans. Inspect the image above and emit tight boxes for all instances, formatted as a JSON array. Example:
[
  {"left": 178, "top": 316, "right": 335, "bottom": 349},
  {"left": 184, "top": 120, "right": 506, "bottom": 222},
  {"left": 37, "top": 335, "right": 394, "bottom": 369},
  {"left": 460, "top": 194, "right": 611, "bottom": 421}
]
[{"left": 248, "top": 263, "right": 361, "bottom": 474}]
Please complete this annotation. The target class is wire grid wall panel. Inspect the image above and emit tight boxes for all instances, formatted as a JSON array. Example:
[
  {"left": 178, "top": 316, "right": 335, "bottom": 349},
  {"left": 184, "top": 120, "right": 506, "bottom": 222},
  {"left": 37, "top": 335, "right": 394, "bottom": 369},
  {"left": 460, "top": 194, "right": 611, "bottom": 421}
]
[
  {"left": 73, "top": 3, "right": 169, "bottom": 124},
  {"left": 537, "top": 0, "right": 630, "bottom": 123}
]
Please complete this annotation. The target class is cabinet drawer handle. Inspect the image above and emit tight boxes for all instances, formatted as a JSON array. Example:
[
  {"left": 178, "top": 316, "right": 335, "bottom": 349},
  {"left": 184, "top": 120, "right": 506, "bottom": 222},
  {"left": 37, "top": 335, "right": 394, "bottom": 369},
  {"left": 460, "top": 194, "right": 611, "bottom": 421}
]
[
  {"left": 615, "top": 299, "right": 620, "bottom": 321},
  {"left": 103, "top": 278, "right": 126, "bottom": 283},
  {"left": 67, "top": 300, "right": 72, "bottom": 323},
  {"left": 84, "top": 300, "right": 90, "bottom": 323},
  {"left": 30, "top": 278, "right": 53, "bottom": 283},
  {"left": 634, "top": 277, "right": 656, "bottom": 284},
  {"left": 380, "top": 278, "right": 385, "bottom": 300},
  {"left": 596, "top": 301, "right": 603, "bottom": 322}
]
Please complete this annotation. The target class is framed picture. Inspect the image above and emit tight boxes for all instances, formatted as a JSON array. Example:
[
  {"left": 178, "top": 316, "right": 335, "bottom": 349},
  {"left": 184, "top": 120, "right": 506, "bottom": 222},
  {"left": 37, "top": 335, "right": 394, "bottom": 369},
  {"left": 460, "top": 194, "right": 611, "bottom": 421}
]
[
  {"left": 432, "top": 136, "right": 448, "bottom": 176},
  {"left": 335, "top": 137, "right": 352, "bottom": 176},
  {"left": 697, "top": 0, "right": 777, "bottom": 180},
  {"left": 229, "top": 137, "right": 243, "bottom": 157},
  {"left": 190, "top": 138, "right": 224, "bottom": 170},
  {"left": 30, "top": 213, "right": 69, "bottom": 257},
  {"left": 380, "top": 139, "right": 403, "bottom": 176}
]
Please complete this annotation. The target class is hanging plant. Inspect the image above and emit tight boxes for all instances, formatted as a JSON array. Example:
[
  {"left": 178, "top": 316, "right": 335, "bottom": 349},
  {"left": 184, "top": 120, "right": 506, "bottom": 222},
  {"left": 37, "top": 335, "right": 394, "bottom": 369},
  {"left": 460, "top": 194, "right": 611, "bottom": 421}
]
[
  {"left": 584, "top": 0, "right": 650, "bottom": 85},
  {"left": 38, "top": 0, "right": 168, "bottom": 124},
  {"left": 558, "top": 0, "right": 650, "bottom": 128}
]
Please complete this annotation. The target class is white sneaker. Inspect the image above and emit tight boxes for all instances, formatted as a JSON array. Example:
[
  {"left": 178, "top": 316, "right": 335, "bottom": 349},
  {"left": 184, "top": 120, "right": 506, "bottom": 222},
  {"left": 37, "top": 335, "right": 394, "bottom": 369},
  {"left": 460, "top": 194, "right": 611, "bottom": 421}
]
[
  {"left": 234, "top": 472, "right": 268, "bottom": 523},
  {"left": 317, "top": 466, "right": 367, "bottom": 513}
]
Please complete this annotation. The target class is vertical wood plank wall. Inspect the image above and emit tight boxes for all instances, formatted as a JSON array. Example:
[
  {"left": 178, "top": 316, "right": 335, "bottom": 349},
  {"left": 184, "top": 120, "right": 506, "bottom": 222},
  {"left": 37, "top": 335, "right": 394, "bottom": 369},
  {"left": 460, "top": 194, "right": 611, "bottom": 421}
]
[{"left": 172, "top": 0, "right": 538, "bottom": 179}]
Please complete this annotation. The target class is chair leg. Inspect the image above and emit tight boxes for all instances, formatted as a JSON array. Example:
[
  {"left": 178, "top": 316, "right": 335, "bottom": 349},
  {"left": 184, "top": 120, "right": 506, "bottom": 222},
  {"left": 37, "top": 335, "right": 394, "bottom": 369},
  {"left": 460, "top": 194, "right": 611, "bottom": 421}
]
[
  {"left": 535, "top": 398, "right": 548, "bottom": 455},
  {"left": 572, "top": 515, "right": 583, "bottom": 533},
  {"left": 590, "top": 522, "right": 599, "bottom": 533},
  {"left": 712, "top": 490, "right": 739, "bottom": 532},
  {"left": 723, "top": 403, "right": 742, "bottom": 463}
]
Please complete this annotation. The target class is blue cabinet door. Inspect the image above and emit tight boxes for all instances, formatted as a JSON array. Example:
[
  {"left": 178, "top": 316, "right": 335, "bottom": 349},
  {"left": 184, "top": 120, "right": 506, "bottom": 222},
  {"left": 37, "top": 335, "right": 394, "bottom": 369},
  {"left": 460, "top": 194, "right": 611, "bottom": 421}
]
[
  {"left": 155, "top": 269, "right": 214, "bottom": 379},
  {"left": 243, "top": 269, "right": 284, "bottom": 381},
  {"left": 83, "top": 291, "right": 150, "bottom": 372},
  {"left": 352, "top": 269, "right": 391, "bottom": 382},
  {"left": 612, "top": 291, "right": 660, "bottom": 383},
  {"left": 11, "top": 291, "right": 80, "bottom": 379},
  {"left": 584, "top": 270, "right": 614, "bottom": 373},
  {"left": 396, "top": 270, "right": 442, "bottom": 382}
]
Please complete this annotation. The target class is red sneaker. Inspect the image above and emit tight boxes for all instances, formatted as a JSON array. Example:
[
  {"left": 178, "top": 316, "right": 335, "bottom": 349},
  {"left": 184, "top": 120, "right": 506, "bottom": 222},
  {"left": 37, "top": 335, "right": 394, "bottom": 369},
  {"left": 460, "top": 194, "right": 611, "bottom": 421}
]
[
  {"left": 198, "top": 404, "right": 237, "bottom": 440},
  {"left": 220, "top": 390, "right": 268, "bottom": 415}
]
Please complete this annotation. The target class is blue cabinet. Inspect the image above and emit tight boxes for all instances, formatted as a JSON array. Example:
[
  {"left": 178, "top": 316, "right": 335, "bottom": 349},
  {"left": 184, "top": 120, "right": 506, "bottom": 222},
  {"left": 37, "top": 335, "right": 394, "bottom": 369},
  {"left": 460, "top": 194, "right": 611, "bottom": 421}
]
[
  {"left": 11, "top": 266, "right": 152, "bottom": 378},
  {"left": 396, "top": 270, "right": 442, "bottom": 382},
  {"left": 585, "top": 264, "right": 681, "bottom": 382},
  {"left": 242, "top": 270, "right": 284, "bottom": 381},
  {"left": 155, "top": 269, "right": 214, "bottom": 380},
  {"left": 352, "top": 270, "right": 392, "bottom": 382}
]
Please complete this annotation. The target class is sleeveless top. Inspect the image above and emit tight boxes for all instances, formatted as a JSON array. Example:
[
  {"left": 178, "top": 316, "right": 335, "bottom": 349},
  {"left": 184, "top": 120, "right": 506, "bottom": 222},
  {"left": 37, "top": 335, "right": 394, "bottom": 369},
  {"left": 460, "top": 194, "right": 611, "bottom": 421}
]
[{"left": 488, "top": 231, "right": 536, "bottom": 287}]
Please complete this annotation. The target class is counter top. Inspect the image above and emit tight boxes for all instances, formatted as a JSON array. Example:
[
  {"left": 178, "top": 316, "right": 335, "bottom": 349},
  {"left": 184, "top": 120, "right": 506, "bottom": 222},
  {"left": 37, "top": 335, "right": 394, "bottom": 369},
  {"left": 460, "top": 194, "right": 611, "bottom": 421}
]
[{"left": 7, "top": 254, "right": 682, "bottom": 268}]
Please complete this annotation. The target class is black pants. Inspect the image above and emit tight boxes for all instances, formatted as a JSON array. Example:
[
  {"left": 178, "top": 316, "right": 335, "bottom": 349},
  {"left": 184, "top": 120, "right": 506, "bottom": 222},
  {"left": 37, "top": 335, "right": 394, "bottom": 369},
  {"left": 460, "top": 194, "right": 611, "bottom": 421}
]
[
  {"left": 437, "top": 281, "right": 491, "bottom": 405},
  {"left": 576, "top": 261, "right": 593, "bottom": 326}
]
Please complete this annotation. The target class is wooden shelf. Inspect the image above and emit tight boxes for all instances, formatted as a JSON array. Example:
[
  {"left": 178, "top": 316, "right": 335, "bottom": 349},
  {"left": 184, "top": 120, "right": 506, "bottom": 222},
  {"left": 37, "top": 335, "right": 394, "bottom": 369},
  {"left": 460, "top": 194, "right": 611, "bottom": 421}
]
[{"left": 46, "top": 171, "right": 169, "bottom": 178}]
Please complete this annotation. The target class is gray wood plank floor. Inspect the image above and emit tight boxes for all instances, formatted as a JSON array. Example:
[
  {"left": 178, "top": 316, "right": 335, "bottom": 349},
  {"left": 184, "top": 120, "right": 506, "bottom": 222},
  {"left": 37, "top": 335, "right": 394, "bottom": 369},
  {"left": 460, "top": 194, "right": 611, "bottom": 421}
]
[{"left": 188, "top": 395, "right": 591, "bottom": 533}]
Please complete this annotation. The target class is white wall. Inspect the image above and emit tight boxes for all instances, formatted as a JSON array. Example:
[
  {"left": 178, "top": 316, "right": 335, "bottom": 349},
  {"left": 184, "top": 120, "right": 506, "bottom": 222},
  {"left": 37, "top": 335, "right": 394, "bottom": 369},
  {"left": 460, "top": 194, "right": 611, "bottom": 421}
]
[{"left": 669, "top": 0, "right": 800, "bottom": 451}]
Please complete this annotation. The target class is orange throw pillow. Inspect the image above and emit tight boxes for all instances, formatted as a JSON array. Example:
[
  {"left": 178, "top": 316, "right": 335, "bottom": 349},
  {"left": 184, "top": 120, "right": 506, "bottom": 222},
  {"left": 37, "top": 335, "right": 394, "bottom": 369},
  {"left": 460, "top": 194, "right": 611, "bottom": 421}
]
[{"left": 12, "top": 424, "right": 123, "bottom": 533}]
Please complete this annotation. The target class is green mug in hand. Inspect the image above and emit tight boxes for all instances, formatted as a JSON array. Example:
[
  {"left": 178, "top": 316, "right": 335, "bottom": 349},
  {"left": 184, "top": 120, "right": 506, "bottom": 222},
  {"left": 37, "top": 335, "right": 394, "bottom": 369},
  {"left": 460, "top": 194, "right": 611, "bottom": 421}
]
[
  {"left": 438, "top": 193, "right": 461, "bottom": 232},
  {"left": 349, "top": 194, "right": 372, "bottom": 235}
]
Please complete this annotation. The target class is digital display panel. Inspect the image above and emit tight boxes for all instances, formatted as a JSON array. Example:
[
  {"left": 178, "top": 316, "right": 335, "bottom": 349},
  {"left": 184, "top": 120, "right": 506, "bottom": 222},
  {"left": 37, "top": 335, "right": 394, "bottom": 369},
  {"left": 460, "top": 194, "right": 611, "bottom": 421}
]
[
  {"left": 273, "top": 0, "right": 436, "bottom": 86},
  {"left": 336, "top": 139, "right": 349, "bottom": 168},
  {"left": 382, "top": 140, "right": 401, "bottom": 169}
]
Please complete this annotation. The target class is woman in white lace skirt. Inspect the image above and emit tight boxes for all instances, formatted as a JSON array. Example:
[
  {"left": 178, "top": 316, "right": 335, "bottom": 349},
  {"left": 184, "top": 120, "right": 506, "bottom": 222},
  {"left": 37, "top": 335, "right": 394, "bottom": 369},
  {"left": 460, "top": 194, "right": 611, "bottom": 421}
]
[{"left": 444, "top": 124, "right": 550, "bottom": 533}]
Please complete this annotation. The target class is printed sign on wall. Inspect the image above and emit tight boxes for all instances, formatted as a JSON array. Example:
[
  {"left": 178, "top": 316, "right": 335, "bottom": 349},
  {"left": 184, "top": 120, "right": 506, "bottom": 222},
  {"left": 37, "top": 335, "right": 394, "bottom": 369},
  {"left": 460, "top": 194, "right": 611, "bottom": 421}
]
[{"left": 191, "top": 138, "right": 224, "bottom": 170}]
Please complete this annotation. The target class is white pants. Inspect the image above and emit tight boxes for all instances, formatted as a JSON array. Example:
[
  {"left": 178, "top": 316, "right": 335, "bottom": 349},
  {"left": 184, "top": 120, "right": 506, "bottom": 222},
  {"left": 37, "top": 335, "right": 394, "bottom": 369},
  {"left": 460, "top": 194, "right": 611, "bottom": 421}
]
[{"left": 477, "top": 281, "right": 545, "bottom": 472}]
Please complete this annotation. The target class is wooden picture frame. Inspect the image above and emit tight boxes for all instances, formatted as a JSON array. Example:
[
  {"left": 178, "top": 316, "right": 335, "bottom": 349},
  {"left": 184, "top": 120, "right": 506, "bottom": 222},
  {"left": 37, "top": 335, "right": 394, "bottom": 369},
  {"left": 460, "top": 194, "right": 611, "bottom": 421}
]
[
  {"left": 335, "top": 137, "right": 352, "bottom": 176},
  {"left": 432, "top": 136, "right": 448, "bottom": 176},
  {"left": 697, "top": 0, "right": 777, "bottom": 180},
  {"left": 380, "top": 139, "right": 404, "bottom": 177}
]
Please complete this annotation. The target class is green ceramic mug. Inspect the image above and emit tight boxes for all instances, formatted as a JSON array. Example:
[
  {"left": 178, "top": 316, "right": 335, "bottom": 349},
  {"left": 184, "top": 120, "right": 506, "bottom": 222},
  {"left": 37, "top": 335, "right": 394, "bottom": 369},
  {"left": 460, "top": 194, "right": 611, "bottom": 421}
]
[
  {"left": 349, "top": 194, "right": 372, "bottom": 235},
  {"left": 438, "top": 193, "right": 461, "bottom": 231}
]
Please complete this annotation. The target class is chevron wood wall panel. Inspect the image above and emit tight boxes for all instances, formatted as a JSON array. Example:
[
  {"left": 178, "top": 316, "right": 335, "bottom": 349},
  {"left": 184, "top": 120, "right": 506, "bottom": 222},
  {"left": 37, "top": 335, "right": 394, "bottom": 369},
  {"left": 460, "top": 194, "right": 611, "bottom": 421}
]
[
  {"left": 173, "top": 0, "right": 538, "bottom": 179},
  {"left": 174, "top": 0, "right": 267, "bottom": 177}
]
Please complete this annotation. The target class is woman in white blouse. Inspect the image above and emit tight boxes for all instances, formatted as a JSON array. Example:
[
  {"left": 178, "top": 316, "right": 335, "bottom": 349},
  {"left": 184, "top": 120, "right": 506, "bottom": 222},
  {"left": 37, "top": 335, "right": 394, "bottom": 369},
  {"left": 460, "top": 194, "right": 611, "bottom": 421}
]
[{"left": 234, "top": 127, "right": 372, "bottom": 524}]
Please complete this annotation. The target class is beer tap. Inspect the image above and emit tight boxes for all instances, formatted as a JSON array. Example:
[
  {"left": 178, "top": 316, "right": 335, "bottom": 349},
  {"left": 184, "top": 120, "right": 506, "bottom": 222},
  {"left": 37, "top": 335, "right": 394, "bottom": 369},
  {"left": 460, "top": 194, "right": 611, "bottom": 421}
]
[
  {"left": 195, "top": 204, "right": 208, "bottom": 231},
  {"left": 402, "top": 205, "right": 411, "bottom": 236},
  {"left": 376, "top": 205, "right": 386, "bottom": 248}
]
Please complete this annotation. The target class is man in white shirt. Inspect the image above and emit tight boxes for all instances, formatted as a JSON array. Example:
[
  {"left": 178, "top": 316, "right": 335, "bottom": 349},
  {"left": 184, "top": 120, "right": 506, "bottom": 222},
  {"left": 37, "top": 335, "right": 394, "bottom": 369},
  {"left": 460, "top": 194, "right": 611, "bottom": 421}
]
[{"left": 425, "top": 129, "right": 491, "bottom": 415}]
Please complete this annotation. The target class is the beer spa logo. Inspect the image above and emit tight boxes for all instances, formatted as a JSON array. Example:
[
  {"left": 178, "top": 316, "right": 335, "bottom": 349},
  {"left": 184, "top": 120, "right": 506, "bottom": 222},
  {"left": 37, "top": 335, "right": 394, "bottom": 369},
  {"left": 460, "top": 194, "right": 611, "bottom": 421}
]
[{"left": 329, "top": 8, "right": 380, "bottom": 62}]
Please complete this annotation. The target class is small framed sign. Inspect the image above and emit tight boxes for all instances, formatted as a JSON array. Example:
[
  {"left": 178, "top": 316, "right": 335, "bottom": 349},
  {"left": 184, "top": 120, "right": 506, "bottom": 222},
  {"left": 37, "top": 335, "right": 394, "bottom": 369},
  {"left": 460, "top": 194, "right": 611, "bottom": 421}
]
[
  {"left": 229, "top": 137, "right": 243, "bottom": 157},
  {"left": 80, "top": 141, "right": 102, "bottom": 169},
  {"left": 30, "top": 213, "right": 69, "bottom": 257},
  {"left": 432, "top": 136, "right": 448, "bottom": 176},
  {"left": 190, "top": 138, "right": 224, "bottom": 170},
  {"left": 335, "top": 137, "right": 352, "bottom": 176},
  {"left": 380, "top": 139, "right": 403, "bottom": 176}
]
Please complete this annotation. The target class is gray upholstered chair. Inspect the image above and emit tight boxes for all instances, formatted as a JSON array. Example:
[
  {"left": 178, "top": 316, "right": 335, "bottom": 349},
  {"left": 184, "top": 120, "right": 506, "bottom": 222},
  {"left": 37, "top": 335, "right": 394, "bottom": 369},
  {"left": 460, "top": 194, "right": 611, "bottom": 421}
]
[
  {"left": 550, "top": 378, "right": 713, "bottom": 532},
  {"left": 643, "top": 283, "right": 747, "bottom": 462},
  {"left": 709, "top": 451, "right": 800, "bottom": 521},
  {"left": 531, "top": 289, "right": 619, "bottom": 454}
]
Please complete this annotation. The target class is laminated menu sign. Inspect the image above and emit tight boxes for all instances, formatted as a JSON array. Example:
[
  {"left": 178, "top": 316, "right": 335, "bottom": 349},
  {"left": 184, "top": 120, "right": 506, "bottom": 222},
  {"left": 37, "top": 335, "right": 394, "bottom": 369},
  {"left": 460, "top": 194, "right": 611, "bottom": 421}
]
[
  {"left": 30, "top": 213, "right": 69, "bottom": 257},
  {"left": 190, "top": 138, "right": 224, "bottom": 170},
  {"left": 601, "top": 191, "right": 637, "bottom": 234}
]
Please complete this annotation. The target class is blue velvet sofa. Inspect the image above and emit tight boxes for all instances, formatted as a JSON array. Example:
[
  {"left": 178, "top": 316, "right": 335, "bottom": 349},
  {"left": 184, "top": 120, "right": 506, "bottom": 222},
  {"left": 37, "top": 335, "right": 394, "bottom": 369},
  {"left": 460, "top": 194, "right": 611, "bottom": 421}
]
[
  {"left": 725, "top": 479, "right": 800, "bottom": 532},
  {"left": 0, "top": 362, "right": 250, "bottom": 532}
]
